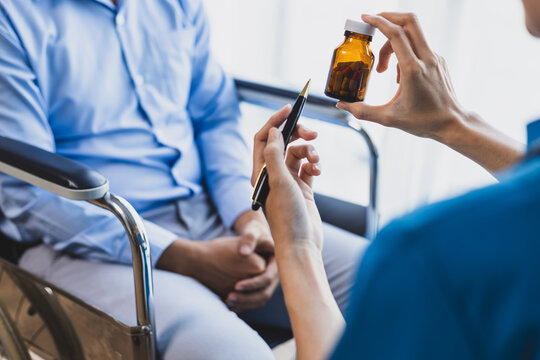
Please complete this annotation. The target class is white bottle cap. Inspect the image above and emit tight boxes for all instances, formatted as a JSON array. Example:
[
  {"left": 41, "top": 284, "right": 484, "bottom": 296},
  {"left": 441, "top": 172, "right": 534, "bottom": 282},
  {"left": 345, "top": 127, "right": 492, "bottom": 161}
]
[{"left": 344, "top": 19, "right": 376, "bottom": 37}]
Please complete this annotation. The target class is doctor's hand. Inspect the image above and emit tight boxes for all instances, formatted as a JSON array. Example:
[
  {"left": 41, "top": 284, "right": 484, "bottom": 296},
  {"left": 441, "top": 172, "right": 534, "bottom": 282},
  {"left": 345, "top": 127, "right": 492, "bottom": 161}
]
[
  {"left": 337, "top": 12, "right": 523, "bottom": 173},
  {"left": 337, "top": 13, "right": 466, "bottom": 143},
  {"left": 252, "top": 105, "right": 318, "bottom": 187},
  {"left": 263, "top": 127, "right": 323, "bottom": 254},
  {"left": 225, "top": 105, "right": 320, "bottom": 312},
  {"left": 251, "top": 106, "right": 323, "bottom": 255}
]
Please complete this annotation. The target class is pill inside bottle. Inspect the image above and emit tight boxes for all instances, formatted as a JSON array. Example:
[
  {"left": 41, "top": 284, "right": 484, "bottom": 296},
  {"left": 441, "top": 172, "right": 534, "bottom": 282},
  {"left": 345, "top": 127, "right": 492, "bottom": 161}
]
[{"left": 325, "top": 19, "right": 375, "bottom": 103}]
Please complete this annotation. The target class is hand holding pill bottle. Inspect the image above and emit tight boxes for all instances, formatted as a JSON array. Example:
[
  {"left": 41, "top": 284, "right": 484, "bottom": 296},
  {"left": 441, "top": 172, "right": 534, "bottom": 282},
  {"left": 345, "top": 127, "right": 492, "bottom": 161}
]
[{"left": 325, "top": 19, "right": 376, "bottom": 102}]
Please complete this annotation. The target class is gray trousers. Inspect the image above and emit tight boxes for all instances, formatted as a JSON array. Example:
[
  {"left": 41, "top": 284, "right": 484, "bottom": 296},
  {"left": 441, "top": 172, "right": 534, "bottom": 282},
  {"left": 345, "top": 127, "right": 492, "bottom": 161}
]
[{"left": 19, "top": 194, "right": 368, "bottom": 360}]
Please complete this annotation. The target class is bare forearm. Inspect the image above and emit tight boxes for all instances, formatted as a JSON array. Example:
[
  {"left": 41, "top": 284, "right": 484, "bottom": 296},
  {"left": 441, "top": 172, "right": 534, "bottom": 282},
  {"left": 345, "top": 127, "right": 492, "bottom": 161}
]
[
  {"left": 276, "top": 245, "right": 344, "bottom": 360},
  {"left": 156, "top": 238, "right": 201, "bottom": 277},
  {"left": 438, "top": 110, "right": 524, "bottom": 175}
]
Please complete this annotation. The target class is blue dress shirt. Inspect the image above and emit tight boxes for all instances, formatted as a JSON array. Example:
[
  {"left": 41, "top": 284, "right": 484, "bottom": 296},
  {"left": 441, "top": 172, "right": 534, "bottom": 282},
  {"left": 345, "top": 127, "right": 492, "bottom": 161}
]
[
  {"left": 0, "top": 0, "right": 252, "bottom": 266},
  {"left": 331, "top": 120, "right": 540, "bottom": 359}
]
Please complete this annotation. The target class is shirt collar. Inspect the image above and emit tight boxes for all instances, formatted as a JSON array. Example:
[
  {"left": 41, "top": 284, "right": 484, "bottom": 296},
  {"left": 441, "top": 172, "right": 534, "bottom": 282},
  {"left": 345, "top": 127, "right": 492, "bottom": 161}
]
[{"left": 527, "top": 119, "right": 540, "bottom": 150}]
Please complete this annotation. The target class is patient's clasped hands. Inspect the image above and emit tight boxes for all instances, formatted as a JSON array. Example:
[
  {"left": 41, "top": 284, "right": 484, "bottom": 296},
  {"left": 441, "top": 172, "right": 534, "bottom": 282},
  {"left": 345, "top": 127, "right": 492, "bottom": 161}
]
[{"left": 157, "top": 210, "right": 279, "bottom": 312}]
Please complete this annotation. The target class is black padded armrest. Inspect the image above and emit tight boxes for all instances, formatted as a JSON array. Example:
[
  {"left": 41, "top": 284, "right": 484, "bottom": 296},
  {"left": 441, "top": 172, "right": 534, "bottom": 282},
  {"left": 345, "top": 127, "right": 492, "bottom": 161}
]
[{"left": 0, "top": 136, "right": 108, "bottom": 201}]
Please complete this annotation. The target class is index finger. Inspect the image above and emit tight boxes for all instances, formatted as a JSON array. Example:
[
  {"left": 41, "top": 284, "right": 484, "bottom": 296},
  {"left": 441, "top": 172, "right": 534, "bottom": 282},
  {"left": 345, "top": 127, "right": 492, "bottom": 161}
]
[
  {"left": 254, "top": 104, "right": 292, "bottom": 145},
  {"left": 252, "top": 105, "right": 292, "bottom": 185},
  {"left": 362, "top": 14, "right": 419, "bottom": 70},
  {"left": 289, "top": 123, "right": 318, "bottom": 144},
  {"left": 262, "top": 127, "right": 290, "bottom": 181},
  {"left": 378, "top": 12, "right": 432, "bottom": 60}
]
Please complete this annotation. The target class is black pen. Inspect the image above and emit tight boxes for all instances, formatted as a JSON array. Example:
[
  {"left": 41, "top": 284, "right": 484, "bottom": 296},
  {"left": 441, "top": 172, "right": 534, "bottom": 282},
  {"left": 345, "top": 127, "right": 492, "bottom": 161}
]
[{"left": 251, "top": 79, "right": 311, "bottom": 210}]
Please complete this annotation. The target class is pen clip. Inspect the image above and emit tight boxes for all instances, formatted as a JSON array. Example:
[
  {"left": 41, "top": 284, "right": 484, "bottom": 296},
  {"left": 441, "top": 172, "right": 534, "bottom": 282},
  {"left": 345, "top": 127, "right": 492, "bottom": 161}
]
[{"left": 251, "top": 164, "right": 267, "bottom": 210}]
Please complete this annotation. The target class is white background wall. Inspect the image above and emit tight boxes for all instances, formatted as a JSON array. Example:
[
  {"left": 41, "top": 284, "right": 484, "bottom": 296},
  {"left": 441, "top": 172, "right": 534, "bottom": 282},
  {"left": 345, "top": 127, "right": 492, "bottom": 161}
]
[{"left": 203, "top": 0, "right": 540, "bottom": 225}]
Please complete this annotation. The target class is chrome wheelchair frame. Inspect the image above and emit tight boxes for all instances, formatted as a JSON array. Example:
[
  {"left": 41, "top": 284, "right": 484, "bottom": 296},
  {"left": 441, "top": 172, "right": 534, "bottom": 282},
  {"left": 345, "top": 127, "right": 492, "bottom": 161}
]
[{"left": 0, "top": 79, "right": 378, "bottom": 360}]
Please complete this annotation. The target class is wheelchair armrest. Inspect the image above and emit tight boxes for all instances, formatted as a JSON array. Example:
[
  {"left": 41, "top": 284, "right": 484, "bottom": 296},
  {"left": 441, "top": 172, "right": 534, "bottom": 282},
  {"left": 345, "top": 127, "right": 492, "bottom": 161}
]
[
  {"left": 314, "top": 193, "right": 368, "bottom": 237},
  {"left": 234, "top": 78, "right": 346, "bottom": 123},
  {"left": 0, "top": 136, "right": 156, "bottom": 356},
  {"left": 0, "top": 136, "right": 108, "bottom": 201}
]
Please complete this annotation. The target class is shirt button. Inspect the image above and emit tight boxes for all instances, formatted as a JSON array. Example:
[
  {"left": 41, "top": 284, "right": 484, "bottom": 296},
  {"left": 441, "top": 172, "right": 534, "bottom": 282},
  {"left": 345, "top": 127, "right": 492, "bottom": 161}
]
[
  {"left": 134, "top": 74, "right": 145, "bottom": 86},
  {"left": 116, "top": 14, "right": 125, "bottom": 26}
]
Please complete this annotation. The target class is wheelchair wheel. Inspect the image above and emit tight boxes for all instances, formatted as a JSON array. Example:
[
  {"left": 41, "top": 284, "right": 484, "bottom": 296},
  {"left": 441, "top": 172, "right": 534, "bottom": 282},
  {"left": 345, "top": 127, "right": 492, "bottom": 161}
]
[
  {"left": 0, "top": 302, "right": 31, "bottom": 360},
  {"left": 0, "top": 262, "right": 85, "bottom": 360}
]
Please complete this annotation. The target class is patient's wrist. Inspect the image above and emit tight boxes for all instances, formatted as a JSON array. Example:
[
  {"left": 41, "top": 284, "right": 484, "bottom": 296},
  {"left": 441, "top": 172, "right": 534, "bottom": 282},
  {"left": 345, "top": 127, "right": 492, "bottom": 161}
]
[
  {"left": 233, "top": 209, "right": 267, "bottom": 234},
  {"left": 156, "top": 239, "right": 202, "bottom": 277}
]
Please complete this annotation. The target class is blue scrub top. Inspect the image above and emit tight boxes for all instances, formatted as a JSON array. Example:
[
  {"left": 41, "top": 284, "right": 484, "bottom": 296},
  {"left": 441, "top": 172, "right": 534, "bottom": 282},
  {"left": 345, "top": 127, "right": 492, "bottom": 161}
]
[{"left": 331, "top": 120, "right": 540, "bottom": 359}]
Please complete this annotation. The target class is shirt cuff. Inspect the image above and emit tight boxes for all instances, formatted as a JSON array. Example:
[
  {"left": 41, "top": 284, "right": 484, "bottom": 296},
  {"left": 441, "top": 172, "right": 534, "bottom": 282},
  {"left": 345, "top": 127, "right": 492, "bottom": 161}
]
[
  {"left": 143, "top": 220, "right": 179, "bottom": 267},
  {"left": 117, "top": 220, "right": 178, "bottom": 268},
  {"left": 213, "top": 178, "right": 253, "bottom": 228}
]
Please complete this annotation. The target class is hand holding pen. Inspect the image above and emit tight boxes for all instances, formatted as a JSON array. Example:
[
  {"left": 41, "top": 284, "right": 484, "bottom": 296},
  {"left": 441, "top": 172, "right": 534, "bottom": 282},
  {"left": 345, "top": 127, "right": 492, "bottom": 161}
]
[
  {"left": 250, "top": 105, "right": 322, "bottom": 253},
  {"left": 251, "top": 80, "right": 318, "bottom": 210}
]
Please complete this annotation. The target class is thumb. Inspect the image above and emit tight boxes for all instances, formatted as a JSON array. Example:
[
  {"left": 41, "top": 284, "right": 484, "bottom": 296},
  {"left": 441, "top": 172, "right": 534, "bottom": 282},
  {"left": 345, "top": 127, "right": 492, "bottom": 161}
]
[
  {"left": 336, "top": 101, "right": 385, "bottom": 123},
  {"left": 263, "top": 127, "right": 288, "bottom": 178},
  {"left": 238, "top": 233, "right": 257, "bottom": 256}
]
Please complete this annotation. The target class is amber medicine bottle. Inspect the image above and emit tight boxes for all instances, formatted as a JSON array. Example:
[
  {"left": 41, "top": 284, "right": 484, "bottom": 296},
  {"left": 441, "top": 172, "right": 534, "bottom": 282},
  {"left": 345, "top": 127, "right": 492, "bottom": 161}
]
[{"left": 325, "top": 19, "right": 375, "bottom": 102}]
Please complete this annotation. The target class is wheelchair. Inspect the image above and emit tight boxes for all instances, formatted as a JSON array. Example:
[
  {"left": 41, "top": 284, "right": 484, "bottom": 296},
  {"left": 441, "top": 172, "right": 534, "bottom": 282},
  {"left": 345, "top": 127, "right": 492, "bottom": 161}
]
[{"left": 0, "top": 79, "right": 379, "bottom": 360}]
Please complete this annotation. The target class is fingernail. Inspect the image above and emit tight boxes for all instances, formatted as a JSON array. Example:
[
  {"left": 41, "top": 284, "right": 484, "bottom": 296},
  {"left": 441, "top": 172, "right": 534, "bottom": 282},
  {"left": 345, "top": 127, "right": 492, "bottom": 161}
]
[
  {"left": 310, "top": 149, "right": 318, "bottom": 157},
  {"left": 236, "top": 284, "right": 244, "bottom": 291},
  {"left": 240, "top": 244, "right": 252, "bottom": 255},
  {"left": 336, "top": 102, "right": 343, "bottom": 109},
  {"left": 314, "top": 163, "right": 321, "bottom": 171},
  {"left": 227, "top": 294, "right": 238, "bottom": 305},
  {"left": 362, "top": 14, "right": 373, "bottom": 19},
  {"left": 301, "top": 124, "right": 313, "bottom": 132}
]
